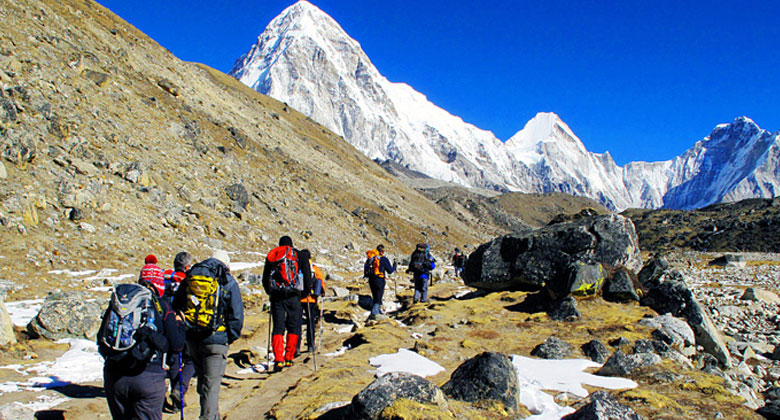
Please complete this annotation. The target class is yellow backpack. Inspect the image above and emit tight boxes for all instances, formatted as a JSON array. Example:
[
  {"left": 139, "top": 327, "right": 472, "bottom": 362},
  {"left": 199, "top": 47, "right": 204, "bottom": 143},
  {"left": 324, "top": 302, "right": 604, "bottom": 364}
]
[{"left": 182, "top": 260, "right": 226, "bottom": 334}]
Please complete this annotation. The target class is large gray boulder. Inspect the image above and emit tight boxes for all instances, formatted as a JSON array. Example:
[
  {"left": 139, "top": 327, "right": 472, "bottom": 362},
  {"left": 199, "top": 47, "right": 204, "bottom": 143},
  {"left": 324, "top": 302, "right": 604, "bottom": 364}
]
[
  {"left": 26, "top": 292, "right": 103, "bottom": 340},
  {"left": 441, "top": 352, "right": 519, "bottom": 413},
  {"left": 639, "top": 263, "right": 732, "bottom": 368},
  {"left": 463, "top": 214, "right": 642, "bottom": 293},
  {"left": 351, "top": 372, "right": 448, "bottom": 420}
]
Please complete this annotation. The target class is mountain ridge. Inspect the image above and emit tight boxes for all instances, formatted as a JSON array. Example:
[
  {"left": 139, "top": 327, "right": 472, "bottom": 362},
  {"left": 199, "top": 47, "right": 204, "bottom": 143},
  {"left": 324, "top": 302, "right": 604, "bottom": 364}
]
[{"left": 230, "top": 1, "right": 780, "bottom": 211}]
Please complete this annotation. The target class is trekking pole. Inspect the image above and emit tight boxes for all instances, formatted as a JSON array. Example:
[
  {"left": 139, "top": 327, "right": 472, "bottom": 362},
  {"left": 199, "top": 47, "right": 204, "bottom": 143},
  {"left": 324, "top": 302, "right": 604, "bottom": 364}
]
[
  {"left": 317, "top": 302, "right": 323, "bottom": 354},
  {"left": 266, "top": 307, "right": 272, "bottom": 375},
  {"left": 306, "top": 300, "right": 317, "bottom": 371},
  {"left": 178, "top": 351, "right": 184, "bottom": 420}
]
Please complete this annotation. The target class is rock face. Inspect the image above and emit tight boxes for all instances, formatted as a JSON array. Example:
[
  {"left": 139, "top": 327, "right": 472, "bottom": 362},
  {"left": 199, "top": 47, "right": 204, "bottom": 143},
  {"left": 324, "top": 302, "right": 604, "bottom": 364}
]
[
  {"left": 596, "top": 350, "right": 661, "bottom": 377},
  {"left": 582, "top": 340, "right": 610, "bottom": 364},
  {"left": 709, "top": 254, "right": 747, "bottom": 268},
  {"left": 639, "top": 262, "right": 733, "bottom": 367},
  {"left": 638, "top": 314, "right": 695, "bottom": 351},
  {"left": 0, "top": 299, "right": 16, "bottom": 346},
  {"left": 603, "top": 269, "right": 640, "bottom": 302},
  {"left": 351, "top": 372, "right": 448, "bottom": 420},
  {"left": 26, "top": 292, "right": 103, "bottom": 340},
  {"left": 562, "top": 391, "right": 644, "bottom": 420},
  {"left": 441, "top": 352, "right": 519, "bottom": 413},
  {"left": 464, "top": 213, "right": 642, "bottom": 293}
]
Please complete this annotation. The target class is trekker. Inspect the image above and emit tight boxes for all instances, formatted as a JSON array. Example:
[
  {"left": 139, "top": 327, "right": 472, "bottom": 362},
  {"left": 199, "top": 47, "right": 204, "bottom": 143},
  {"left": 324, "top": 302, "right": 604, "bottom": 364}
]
[
  {"left": 162, "top": 252, "right": 195, "bottom": 414},
  {"left": 173, "top": 250, "right": 244, "bottom": 420},
  {"left": 262, "top": 236, "right": 312, "bottom": 372},
  {"left": 408, "top": 243, "right": 436, "bottom": 303},
  {"left": 365, "top": 244, "right": 396, "bottom": 318},
  {"left": 99, "top": 257, "right": 184, "bottom": 420},
  {"left": 298, "top": 257, "right": 325, "bottom": 355},
  {"left": 139, "top": 254, "right": 166, "bottom": 299},
  {"left": 452, "top": 247, "right": 467, "bottom": 278}
]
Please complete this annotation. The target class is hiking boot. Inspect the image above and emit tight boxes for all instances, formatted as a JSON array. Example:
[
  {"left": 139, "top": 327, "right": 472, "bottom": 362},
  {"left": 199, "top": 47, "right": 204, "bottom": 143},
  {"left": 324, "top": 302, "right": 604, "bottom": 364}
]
[
  {"left": 162, "top": 400, "right": 179, "bottom": 414},
  {"left": 284, "top": 360, "right": 294, "bottom": 367},
  {"left": 273, "top": 361, "right": 285, "bottom": 372}
]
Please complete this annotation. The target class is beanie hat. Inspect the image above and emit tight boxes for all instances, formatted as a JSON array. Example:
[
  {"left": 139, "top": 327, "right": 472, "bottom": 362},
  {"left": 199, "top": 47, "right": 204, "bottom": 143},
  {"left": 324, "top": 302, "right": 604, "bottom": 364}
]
[
  {"left": 144, "top": 254, "right": 157, "bottom": 264},
  {"left": 139, "top": 263, "right": 165, "bottom": 297},
  {"left": 212, "top": 250, "right": 231, "bottom": 268},
  {"left": 279, "top": 236, "right": 293, "bottom": 247}
]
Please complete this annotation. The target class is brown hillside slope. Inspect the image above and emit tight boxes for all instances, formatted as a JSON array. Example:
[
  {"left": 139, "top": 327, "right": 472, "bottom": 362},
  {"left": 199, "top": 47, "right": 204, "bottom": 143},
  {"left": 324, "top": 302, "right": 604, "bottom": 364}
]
[{"left": 0, "top": 0, "right": 490, "bottom": 298}]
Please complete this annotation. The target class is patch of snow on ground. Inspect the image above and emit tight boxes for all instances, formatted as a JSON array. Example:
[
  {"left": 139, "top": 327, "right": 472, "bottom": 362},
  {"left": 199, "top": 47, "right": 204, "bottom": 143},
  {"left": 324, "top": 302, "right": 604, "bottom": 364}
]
[
  {"left": 48, "top": 269, "right": 97, "bottom": 277},
  {"left": 0, "top": 339, "right": 103, "bottom": 395},
  {"left": 4, "top": 299, "right": 44, "bottom": 327},
  {"left": 324, "top": 347, "right": 348, "bottom": 357},
  {"left": 511, "top": 355, "right": 637, "bottom": 419},
  {"left": 336, "top": 325, "right": 354, "bottom": 334},
  {"left": 369, "top": 348, "right": 444, "bottom": 377}
]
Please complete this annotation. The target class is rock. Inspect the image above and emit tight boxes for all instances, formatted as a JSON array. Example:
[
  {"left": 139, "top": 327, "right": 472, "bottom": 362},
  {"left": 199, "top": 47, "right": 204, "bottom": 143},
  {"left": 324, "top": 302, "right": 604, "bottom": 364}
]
[
  {"left": 772, "top": 344, "right": 780, "bottom": 361},
  {"left": 0, "top": 403, "right": 36, "bottom": 420},
  {"left": 26, "top": 292, "right": 103, "bottom": 340},
  {"left": 582, "top": 340, "right": 610, "bottom": 364},
  {"left": 548, "top": 296, "right": 580, "bottom": 321},
  {"left": 708, "top": 254, "right": 746, "bottom": 268},
  {"left": 632, "top": 339, "right": 669, "bottom": 355},
  {"left": 603, "top": 269, "right": 640, "bottom": 302},
  {"left": 79, "top": 222, "right": 96, "bottom": 233},
  {"left": 463, "top": 214, "right": 642, "bottom": 292},
  {"left": 0, "top": 299, "right": 17, "bottom": 346},
  {"left": 68, "top": 207, "right": 84, "bottom": 221},
  {"left": 639, "top": 314, "right": 696, "bottom": 349},
  {"left": 561, "top": 391, "right": 644, "bottom": 420},
  {"left": 82, "top": 69, "right": 110, "bottom": 87},
  {"left": 757, "top": 400, "right": 780, "bottom": 420},
  {"left": 596, "top": 350, "right": 660, "bottom": 377},
  {"left": 226, "top": 183, "right": 249, "bottom": 213},
  {"left": 441, "top": 352, "right": 519, "bottom": 412},
  {"left": 157, "top": 78, "right": 180, "bottom": 96},
  {"left": 639, "top": 268, "right": 732, "bottom": 368},
  {"left": 637, "top": 256, "right": 668, "bottom": 286},
  {"left": 531, "top": 336, "right": 572, "bottom": 360},
  {"left": 741, "top": 287, "right": 780, "bottom": 305},
  {"left": 351, "top": 372, "right": 448, "bottom": 420},
  {"left": 609, "top": 337, "right": 631, "bottom": 348},
  {"left": 331, "top": 286, "right": 350, "bottom": 298},
  {"left": 0, "top": 160, "right": 6, "bottom": 179},
  {"left": 548, "top": 262, "right": 605, "bottom": 299}
]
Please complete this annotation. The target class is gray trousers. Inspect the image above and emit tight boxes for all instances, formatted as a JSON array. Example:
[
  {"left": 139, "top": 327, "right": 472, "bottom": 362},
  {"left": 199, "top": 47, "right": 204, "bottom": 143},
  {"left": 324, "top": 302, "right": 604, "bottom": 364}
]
[{"left": 186, "top": 339, "right": 229, "bottom": 420}]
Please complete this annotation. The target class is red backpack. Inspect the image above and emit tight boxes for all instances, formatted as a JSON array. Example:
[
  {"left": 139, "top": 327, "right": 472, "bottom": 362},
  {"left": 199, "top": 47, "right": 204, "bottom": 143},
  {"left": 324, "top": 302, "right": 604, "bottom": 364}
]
[{"left": 267, "top": 246, "right": 303, "bottom": 292}]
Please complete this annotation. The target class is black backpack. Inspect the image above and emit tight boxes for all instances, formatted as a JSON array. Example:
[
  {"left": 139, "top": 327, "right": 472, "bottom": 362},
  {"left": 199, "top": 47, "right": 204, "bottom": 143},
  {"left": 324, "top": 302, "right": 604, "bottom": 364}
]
[
  {"left": 409, "top": 250, "right": 429, "bottom": 274},
  {"left": 98, "top": 283, "right": 161, "bottom": 369}
]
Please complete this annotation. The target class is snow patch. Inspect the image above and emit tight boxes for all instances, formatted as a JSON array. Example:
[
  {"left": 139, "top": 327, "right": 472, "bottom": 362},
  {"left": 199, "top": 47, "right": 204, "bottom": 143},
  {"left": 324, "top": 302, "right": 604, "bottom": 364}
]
[
  {"left": 4, "top": 299, "right": 44, "bottom": 327},
  {"left": 369, "top": 348, "right": 444, "bottom": 377}
]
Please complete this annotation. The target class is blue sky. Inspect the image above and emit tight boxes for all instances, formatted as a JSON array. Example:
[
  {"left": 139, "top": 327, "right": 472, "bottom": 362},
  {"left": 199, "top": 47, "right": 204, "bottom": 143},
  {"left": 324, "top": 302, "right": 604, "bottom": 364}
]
[{"left": 97, "top": 0, "right": 779, "bottom": 165}]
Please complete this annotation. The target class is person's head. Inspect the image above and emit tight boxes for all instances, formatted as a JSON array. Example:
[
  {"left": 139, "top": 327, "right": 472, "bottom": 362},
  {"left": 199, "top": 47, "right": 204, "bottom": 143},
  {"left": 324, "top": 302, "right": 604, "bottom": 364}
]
[
  {"left": 144, "top": 254, "right": 158, "bottom": 265},
  {"left": 173, "top": 251, "right": 192, "bottom": 272},
  {"left": 212, "top": 250, "right": 231, "bottom": 270},
  {"left": 377, "top": 244, "right": 385, "bottom": 255},
  {"left": 299, "top": 249, "right": 311, "bottom": 261},
  {"left": 455, "top": 247, "right": 461, "bottom": 253},
  {"left": 279, "top": 235, "right": 293, "bottom": 247}
]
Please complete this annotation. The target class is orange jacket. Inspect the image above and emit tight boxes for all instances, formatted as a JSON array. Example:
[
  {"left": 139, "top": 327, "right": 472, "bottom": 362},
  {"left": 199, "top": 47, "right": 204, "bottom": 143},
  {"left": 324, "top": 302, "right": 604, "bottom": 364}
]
[{"left": 301, "top": 263, "right": 325, "bottom": 303}]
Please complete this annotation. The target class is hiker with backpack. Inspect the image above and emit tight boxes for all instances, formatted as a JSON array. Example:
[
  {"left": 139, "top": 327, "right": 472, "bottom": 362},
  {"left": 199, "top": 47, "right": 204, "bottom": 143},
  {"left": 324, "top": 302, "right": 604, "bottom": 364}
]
[
  {"left": 262, "top": 236, "right": 312, "bottom": 372},
  {"left": 364, "top": 244, "right": 397, "bottom": 318},
  {"left": 98, "top": 255, "right": 185, "bottom": 420},
  {"left": 161, "top": 251, "right": 195, "bottom": 414},
  {"left": 452, "top": 247, "right": 467, "bottom": 278},
  {"left": 172, "top": 250, "right": 244, "bottom": 420},
  {"left": 407, "top": 243, "right": 436, "bottom": 303},
  {"left": 298, "top": 257, "right": 325, "bottom": 356}
]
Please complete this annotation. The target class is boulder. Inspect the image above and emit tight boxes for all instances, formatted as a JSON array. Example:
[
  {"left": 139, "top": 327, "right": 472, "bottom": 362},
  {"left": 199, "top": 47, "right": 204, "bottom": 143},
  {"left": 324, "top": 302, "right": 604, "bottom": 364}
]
[
  {"left": 463, "top": 214, "right": 642, "bottom": 293},
  {"left": 638, "top": 314, "right": 695, "bottom": 350},
  {"left": 603, "top": 269, "right": 640, "bottom": 302},
  {"left": 0, "top": 160, "right": 6, "bottom": 179},
  {"left": 582, "top": 340, "right": 610, "bottom": 364},
  {"left": 548, "top": 262, "right": 605, "bottom": 299},
  {"left": 548, "top": 296, "right": 580, "bottom": 321},
  {"left": 441, "top": 352, "right": 519, "bottom": 413},
  {"left": 351, "top": 372, "right": 448, "bottom": 420},
  {"left": 639, "top": 267, "right": 732, "bottom": 368},
  {"left": 741, "top": 287, "right": 780, "bottom": 305},
  {"left": 596, "top": 350, "right": 660, "bottom": 377},
  {"left": 562, "top": 391, "right": 644, "bottom": 420},
  {"left": 0, "top": 299, "right": 16, "bottom": 346},
  {"left": 26, "top": 292, "right": 103, "bottom": 340},
  {"left": 531, "top": 336, "right": 572, "bottom": 360},
  {"left": 708, "top": 254, "right": 746, "bottom": 268}
]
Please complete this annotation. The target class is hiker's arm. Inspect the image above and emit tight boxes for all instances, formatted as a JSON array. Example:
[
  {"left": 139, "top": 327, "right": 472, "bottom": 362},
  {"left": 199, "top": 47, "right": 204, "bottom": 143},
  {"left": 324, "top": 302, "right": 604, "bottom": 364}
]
[
  {"left": 381, "top": 257, "right": 395, "bottom": 275},
  {"left": 172, "top": 277, "right": 187, "bottom": 312},
  {"left": 261, "top": 260, "right": 271, "bottom": 294},
  {"left": 163, "top": 305, "right": 184, "bottom": 353},
  {"left": 300, "top": 254, "right": 313, "bottom": 296},
  {"left": 225, "top": 277, "right": 244, "bottom": 344}
]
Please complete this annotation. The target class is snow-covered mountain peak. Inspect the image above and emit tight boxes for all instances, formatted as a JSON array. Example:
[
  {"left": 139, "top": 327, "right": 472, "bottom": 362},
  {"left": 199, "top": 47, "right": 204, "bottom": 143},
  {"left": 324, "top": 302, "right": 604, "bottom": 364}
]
[{"left": 505, "top": 112, "right": 587, "bottom": 164}]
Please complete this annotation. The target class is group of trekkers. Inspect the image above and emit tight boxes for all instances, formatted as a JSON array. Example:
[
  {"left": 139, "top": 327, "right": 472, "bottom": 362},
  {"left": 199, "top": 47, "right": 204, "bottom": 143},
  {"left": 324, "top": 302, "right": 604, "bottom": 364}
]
[{"left": 96, "top": 237, "right": 465, "bottom": 420}]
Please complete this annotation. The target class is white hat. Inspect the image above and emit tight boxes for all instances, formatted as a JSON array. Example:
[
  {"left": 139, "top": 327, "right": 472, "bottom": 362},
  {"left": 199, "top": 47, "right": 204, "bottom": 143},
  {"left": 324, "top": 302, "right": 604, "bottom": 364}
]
[{"left": 212, "top": 250, "right": 231, "bottom": 268}]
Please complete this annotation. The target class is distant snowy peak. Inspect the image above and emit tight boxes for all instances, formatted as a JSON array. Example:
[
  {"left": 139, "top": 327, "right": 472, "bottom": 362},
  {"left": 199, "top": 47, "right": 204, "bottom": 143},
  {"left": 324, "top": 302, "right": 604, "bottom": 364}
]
[{"left": 229, "top": 1, "right": 780, "bottom": 211}]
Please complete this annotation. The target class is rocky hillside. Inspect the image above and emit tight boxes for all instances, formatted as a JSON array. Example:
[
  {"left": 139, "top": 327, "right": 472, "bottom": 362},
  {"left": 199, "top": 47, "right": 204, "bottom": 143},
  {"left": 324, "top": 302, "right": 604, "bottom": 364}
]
[
  {"left": 623, "top": 198, "right": 780, "bottom": 253},
  {"left": 0, "top": 0, "right": 497, "bottom": 299}
]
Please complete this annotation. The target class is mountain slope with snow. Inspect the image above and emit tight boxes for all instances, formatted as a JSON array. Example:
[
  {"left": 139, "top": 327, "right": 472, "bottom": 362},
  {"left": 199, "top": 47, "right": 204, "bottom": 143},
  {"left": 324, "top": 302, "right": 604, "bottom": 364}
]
[{"left": 230, "top": 0, "right": 780, "bottom": 211}]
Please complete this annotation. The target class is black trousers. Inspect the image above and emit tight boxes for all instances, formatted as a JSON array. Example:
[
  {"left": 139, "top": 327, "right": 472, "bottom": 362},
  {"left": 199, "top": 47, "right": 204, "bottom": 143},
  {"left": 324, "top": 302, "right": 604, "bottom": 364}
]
[
  {"left": 271, "top": 294, "right": 302, "bottom": 336},
  {"left": 104, "top": 367, "right": 166, "bottom": 420}
]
